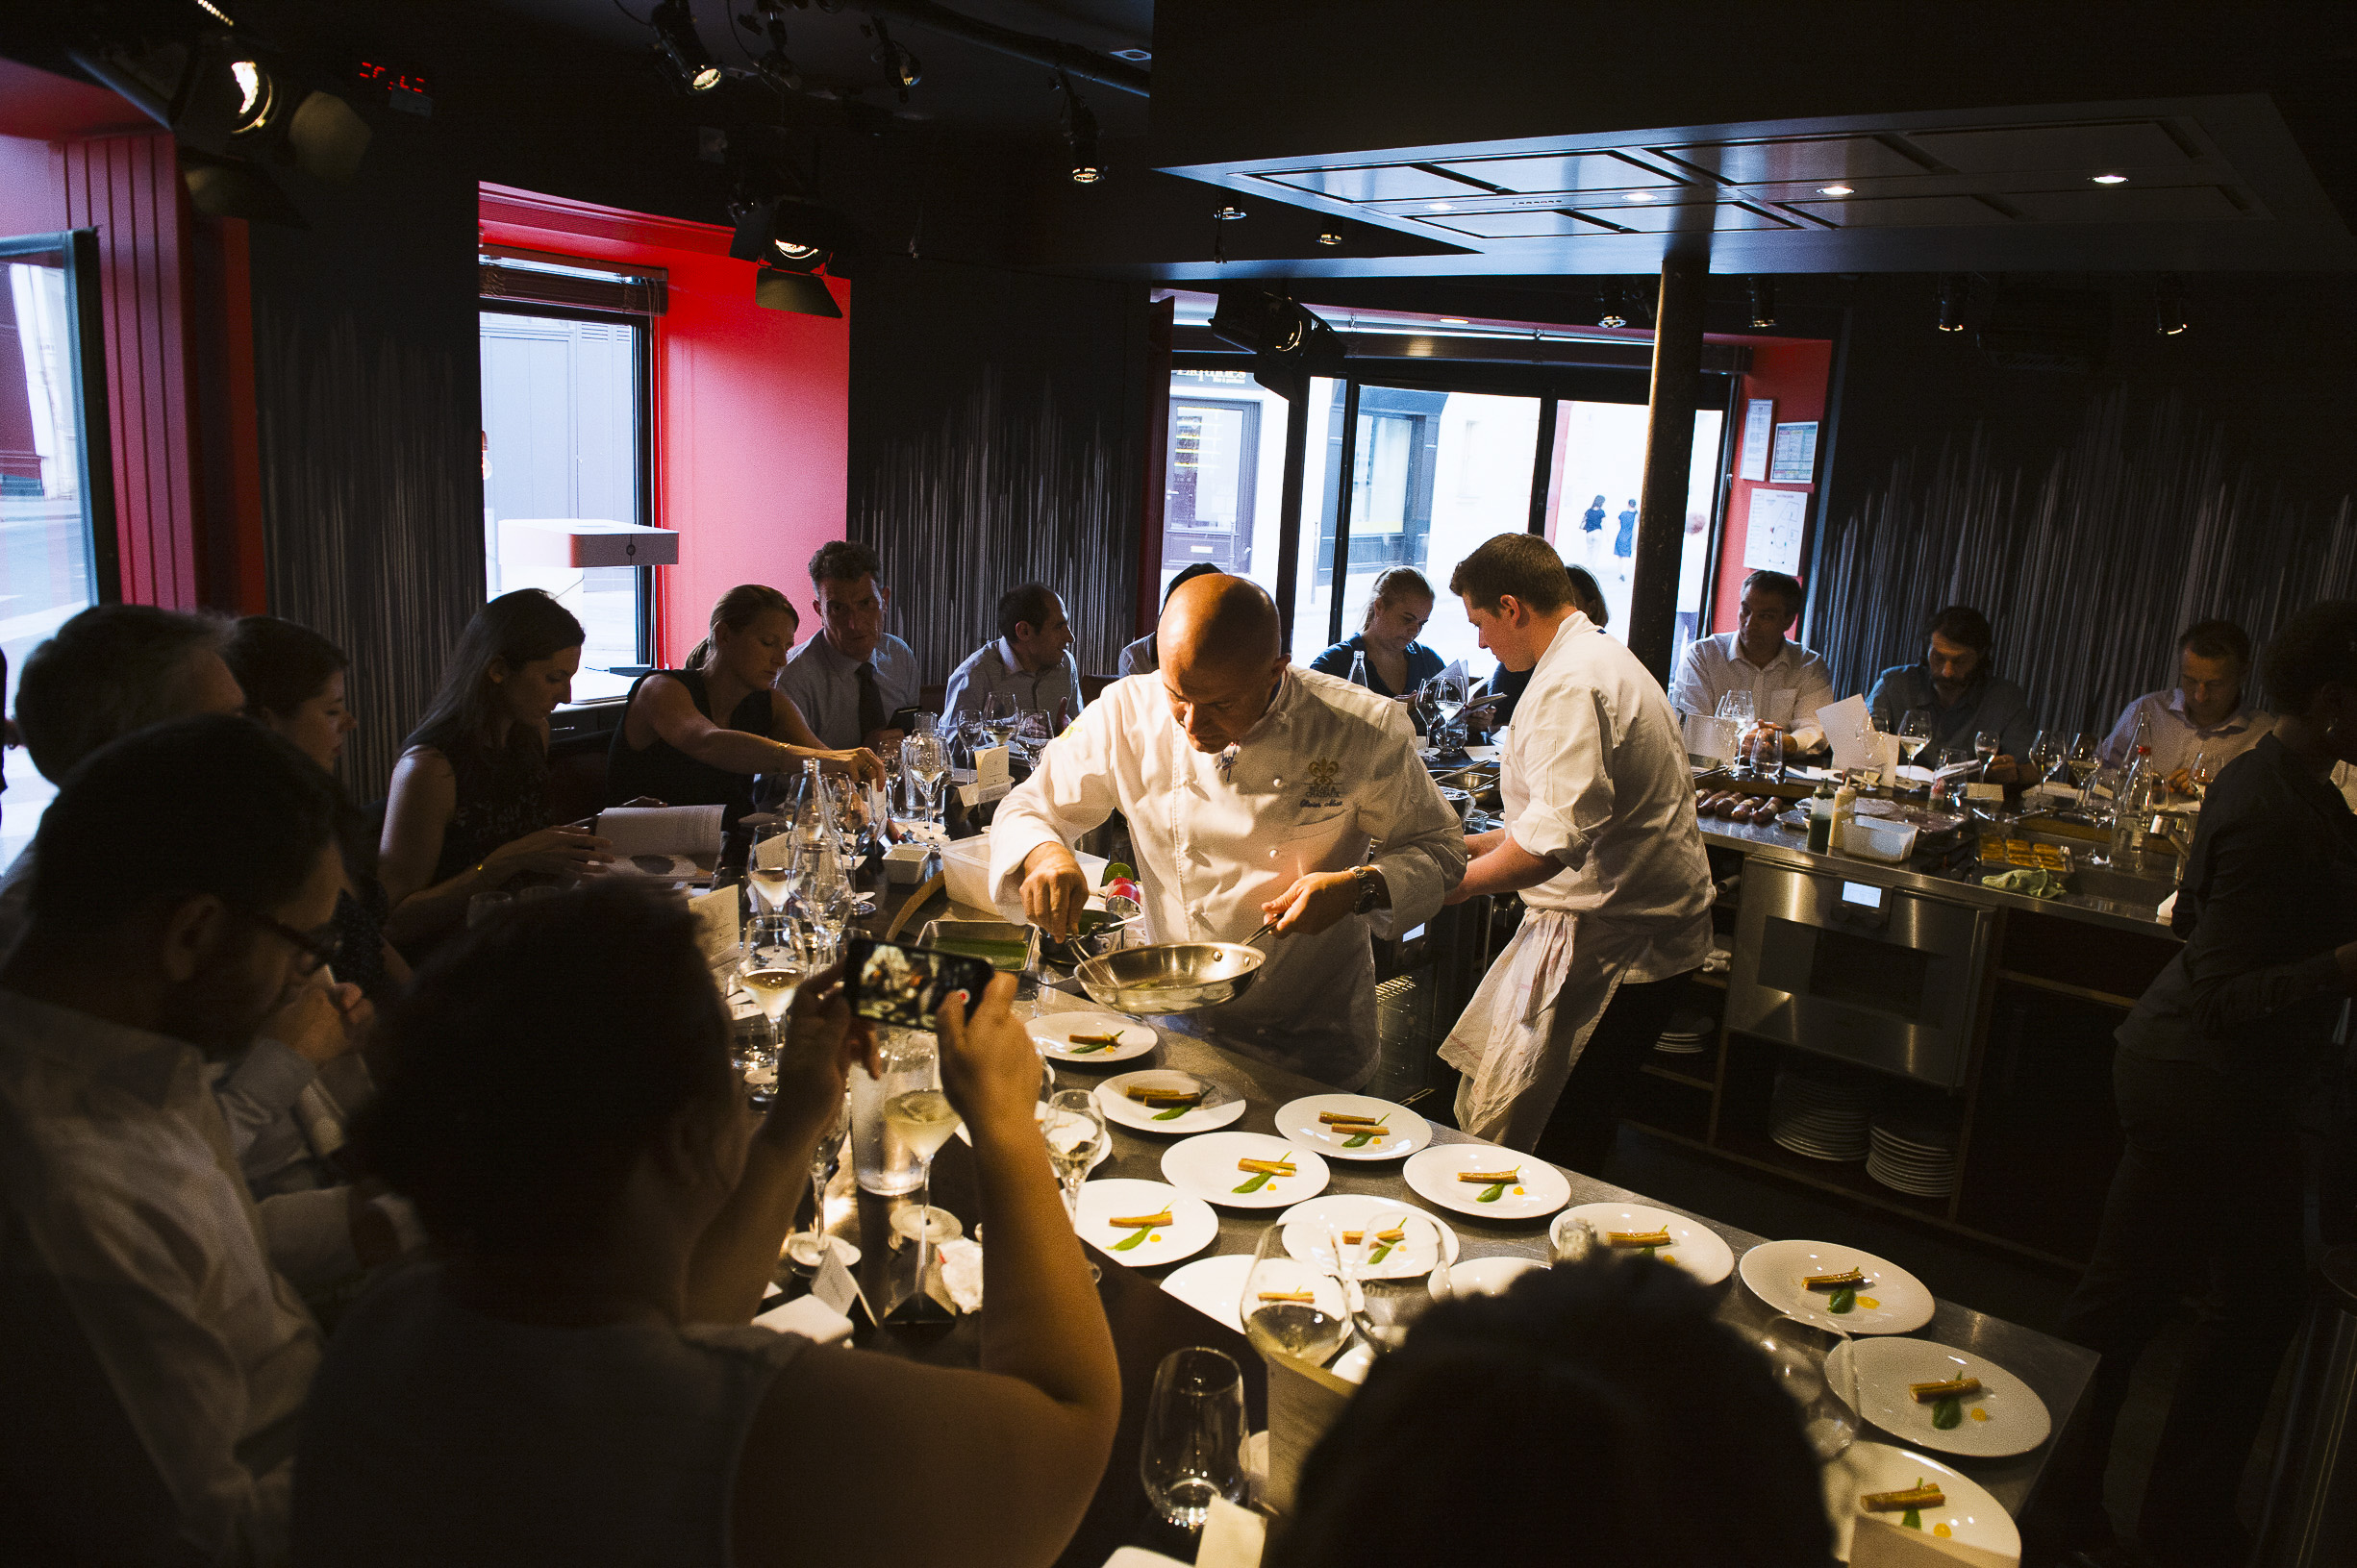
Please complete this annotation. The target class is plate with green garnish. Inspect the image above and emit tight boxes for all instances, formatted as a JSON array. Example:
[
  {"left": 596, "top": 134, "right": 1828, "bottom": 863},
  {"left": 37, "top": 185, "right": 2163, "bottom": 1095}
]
[
  {"left": 1402, "top": 1142, "right": 1570, "bottom": 1221},
  {"left": 1272, "top": 1093, "right": 1432, "bottom": 1161},
  {"left": 1027, "top": 1012, "right": 1157, "bottom": 1065},
  {"left": 1160, "top": 1131, "right": 1330, "bottom": 1209},
  {"left": 1737, "top": 1240, "right": 1934, "bottom": 1335},
  {"left": 1829, "top": 1338, "right": 2049, "bottom": 1458},
  {"left": 1071, "top": 1178, "right": 1217, "bottom": 1268},
  {"left": 1095, "top": 1070, "right": 1244, "bottom": 1134}
]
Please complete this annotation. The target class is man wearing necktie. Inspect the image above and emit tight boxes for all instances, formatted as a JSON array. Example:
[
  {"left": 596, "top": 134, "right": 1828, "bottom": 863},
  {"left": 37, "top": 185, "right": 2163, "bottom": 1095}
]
[{"left": 776, "top": 540, "right": 923, "bottom": 754}]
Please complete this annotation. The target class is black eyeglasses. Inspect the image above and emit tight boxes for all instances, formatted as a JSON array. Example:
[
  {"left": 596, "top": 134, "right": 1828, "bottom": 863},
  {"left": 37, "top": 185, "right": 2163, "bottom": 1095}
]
[{"left": 233, "top": 908, "right": 342, "bottom": 978}]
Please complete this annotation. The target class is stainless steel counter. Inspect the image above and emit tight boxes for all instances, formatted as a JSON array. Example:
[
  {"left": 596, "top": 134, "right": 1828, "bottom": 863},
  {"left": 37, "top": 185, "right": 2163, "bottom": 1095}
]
[
  {"left": 1030, "top": 988, "right": 2096, "bottom": 1522},
  {"left": 1697, "top": 812, "right": 2180, "bottom": 939}
]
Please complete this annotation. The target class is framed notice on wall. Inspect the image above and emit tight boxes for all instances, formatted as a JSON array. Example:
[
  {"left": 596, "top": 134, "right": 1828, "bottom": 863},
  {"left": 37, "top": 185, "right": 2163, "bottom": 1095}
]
[
  {"left": 1739, "top": 398, "right": 1774, "bottom": 482},
  {"left": 1768, "top": 421, "right": 1819, "bottom": 484},
  {"left": 1743, "top": 487, "right": 1810, "bottom": 575}
]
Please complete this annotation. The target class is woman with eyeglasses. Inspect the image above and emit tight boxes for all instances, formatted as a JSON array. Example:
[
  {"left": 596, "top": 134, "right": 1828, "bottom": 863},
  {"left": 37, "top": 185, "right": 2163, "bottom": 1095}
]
[{"left": 380, "top": 591, "right": 615, "bottom": 944}]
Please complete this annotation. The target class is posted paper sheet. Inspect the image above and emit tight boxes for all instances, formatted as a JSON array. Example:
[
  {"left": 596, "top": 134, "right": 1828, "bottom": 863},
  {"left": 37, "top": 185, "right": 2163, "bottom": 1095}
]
[{"left": 1743, "top": 487, "right": 1810, "bottom": 574}]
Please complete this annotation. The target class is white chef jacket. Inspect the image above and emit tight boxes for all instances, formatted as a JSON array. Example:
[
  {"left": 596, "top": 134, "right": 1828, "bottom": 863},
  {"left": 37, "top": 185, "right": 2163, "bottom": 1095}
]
[
  {"left": 990, "top": 667, "right": 1467, "bottom": 1087},
  {"left": 1667, "top": 632, "right": 1838, "bottom": 751},
  {"left": 1442, "top": 613, "right": 1715, "bottom": 1150}
]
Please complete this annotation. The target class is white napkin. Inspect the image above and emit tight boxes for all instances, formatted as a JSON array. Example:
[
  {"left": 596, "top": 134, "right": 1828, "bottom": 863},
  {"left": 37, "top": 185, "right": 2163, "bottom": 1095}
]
[
  {"left": 938, "top": 1237, "right": 985, "bottom": 1313},
  {"left": 597, "top": 803, "right": 724, "bottom": 856},
  {"left": 1817, "top": 695, "right": 1876, "bottom": 771},
  {"left": 1097, "top": 1551, "right": 1188, "bottom": 1568},
  {"left": 1198, "top": 1496, "right": 1266, "bottom": 1568},
  {"left": 752, "top": 1293, "right": 854, "bottom": 1345}
]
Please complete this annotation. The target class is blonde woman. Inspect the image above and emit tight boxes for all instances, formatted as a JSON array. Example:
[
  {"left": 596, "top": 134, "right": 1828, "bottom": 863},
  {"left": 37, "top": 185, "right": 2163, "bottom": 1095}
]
[
  {"left": 1309, "top": 565, "right": 1445, "bottom": 698},
  {"left": 608, "top": 585, "right": 885, "bottom": 817}
]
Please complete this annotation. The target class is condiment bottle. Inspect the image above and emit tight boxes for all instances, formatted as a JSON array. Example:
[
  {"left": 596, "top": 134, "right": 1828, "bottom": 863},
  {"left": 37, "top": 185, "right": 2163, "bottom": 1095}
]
[
  {"left": 1807, "top": 781, "right": 1836, "bottom": 853},
  {"left": 1830, "top": 780, "right": 1859, "bottom": 853}
]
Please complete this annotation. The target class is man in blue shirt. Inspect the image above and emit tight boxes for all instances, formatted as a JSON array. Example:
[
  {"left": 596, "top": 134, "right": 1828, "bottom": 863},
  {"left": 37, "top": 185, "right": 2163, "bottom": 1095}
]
[
  {"left": 774, "top": 540, "right": 922, "bottom": 754},
  {"left": 942, "top": 583, "right": 1086, "bottom": 725},
  {"left": 1866, "top": 604, "right": 2038, "bottom": 782}
]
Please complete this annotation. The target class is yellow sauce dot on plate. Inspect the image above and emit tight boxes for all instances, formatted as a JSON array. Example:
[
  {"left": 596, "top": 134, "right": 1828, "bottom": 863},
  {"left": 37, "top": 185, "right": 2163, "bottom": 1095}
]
[
  {"left": 1969, "top": 1406, "right": 1991, "bottom": 1422},
  {"left": 1856, "top": 1295, "right": 1880, "bottom": 1309},
  {"left": 1150, "top": 1233, "right": 1162, "bottom": 1242},
  {"left": 1660, "top": 1254, "right": 1676, "bottom": 1264},
  {"left": 1512, "top": 1186, "right": 1525, "bottom": 1195},
  {"left": 1933, "top": 1524, "right": 1952, "bottom": 1538}
]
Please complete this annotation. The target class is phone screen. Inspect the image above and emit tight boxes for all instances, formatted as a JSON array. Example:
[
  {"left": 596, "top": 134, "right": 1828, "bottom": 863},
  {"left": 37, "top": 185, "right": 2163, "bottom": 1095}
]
[{"left": 844, "top": 937, "right": 994, "bottom": 1029}]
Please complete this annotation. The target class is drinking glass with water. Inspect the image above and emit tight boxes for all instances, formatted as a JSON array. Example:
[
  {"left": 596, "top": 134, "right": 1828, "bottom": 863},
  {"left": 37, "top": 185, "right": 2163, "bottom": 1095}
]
[{"left": 1138, "top": 1347, "right": 1248, "bottom": 1531}]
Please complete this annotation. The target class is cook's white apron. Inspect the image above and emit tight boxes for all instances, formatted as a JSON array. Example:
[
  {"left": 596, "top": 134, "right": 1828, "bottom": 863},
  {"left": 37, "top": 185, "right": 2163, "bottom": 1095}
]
[{"left": 1440, "top": 907, "right": 1649, "bottom": 1150}]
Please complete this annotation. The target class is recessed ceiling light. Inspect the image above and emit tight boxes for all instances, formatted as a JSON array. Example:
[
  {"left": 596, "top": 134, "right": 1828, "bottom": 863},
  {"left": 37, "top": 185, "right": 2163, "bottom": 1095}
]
[
  {"left": 1108, "top": 48, "right": 1152, "bottom": 62},
  {"left": 1430, "top": 202, "right": 1454, "bottom": 212},
  {"left": 1818, "top": 184, "right": 1855, "bottom": 197},
  {"left": 2092, "top": 173, "right": 2128, "bottom": 185},
  {"left": 1626, "top": 190, "right": 1655, "bottom": 202},
  {"left": 1316, "top": 232, "right": 1342, "bottom": 245},
  {"left": 1440, "top": 316, "right": 1468, "bottom": 324}
]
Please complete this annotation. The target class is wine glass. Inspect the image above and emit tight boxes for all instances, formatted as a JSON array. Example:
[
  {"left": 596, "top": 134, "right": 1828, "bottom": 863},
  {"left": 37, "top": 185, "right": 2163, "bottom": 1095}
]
[
  {"left": 1756, "top": 1315, "right": 1859, "bottom": 1461},
  {"left": 797, "top": 835, "right": 855, "bottom": 965},
  {"left": 1973, "top": 729, "right": 2001, "bottom": 781},
  {"left": 2066, "top": 733, "right": 2099, "bottom": 792},
  {"left": 2186, "top": 748, "right": 2214, "bottom": 799},
  {"left": 900, "top": 732, "right": 948, "bottom": 829},
  {"left": 1752, "top": 723, "right": 1786, "bottom": 780},
  {"left": 1335, "top": 1211, "right": 1448, "bottom": 1356},
  {"left": 1241, "top": 1219, "right": 1350, "bottom": 1370},
  {"left": 980, "top": 691, "right": 1019, "bottom": 751},
  {"left": 1548, "top": 1210, "right": 1598, "bottom": 1264},
  {"left": 746, "top": 817, "right": 798, "bottom": 929},
  {"left": 1893, "top": 709, "right": 1936, "bottom": 778},
  {"left": 1043, "top": 1087, "right": 1109, "bottom": 1283},
  {"left": 1138, "top": 1347, "right": 1249, "bottom": 1531},
  {"left": 785, "top": 1093, "right": 848, "bottom": 1273},
  {"left": 736, "top": 922, "right": 798, "bottom": 1108},
  {"left": 880, "top": 1034, "right": 963, "bottom": 1297}
]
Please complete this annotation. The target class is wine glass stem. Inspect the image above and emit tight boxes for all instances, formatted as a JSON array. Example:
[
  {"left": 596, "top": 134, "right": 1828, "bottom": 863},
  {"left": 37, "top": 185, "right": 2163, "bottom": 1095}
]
[{"left": 915, "top": 1159, "right": 933, "bottom": 1300}]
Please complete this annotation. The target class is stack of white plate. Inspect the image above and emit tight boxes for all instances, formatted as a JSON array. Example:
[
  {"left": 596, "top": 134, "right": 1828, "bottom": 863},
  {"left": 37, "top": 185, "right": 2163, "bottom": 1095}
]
[
  {"left": 1867, "top": 1112, "right": 1961, "bottom": 1198},
  {"left": 1653, "top": 1008, "right": 1714, "bottom": 1057},
  {"left": 1769, "top": 1064, "right": 1871, "bottom": 1161}
]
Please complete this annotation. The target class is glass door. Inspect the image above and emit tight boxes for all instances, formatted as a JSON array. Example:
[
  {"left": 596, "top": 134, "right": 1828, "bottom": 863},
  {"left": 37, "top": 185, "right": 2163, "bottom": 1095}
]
[{"left": 1, "top": 231, "right": 115, "bottom": 867}]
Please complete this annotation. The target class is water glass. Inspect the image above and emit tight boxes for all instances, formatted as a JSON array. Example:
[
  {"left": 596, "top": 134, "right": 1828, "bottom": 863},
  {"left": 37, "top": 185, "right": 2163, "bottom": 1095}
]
[
  {"left": 1138, "top": 1347, "right": 1249, "bottom": 1531},
  {"left": 848, "top": 1028, "right": 936, "bottom": 1196},
  {"left": 465, "top": 889, "right": 513, "bottom": 927},
  {"left": 1756, "top": 1315, "right": 1858, "bottom": 1461},
  {"left": 1548, "top": 1211, "right": 1598, "bottom": 1264}
]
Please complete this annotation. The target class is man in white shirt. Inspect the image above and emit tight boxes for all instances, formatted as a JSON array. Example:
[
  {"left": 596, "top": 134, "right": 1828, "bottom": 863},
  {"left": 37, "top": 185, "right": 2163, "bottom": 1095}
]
[
  {"left": 991, "top": 575, "right": 1466, "bottom": 1088},
  {"left": 2097, "top": 618, "right": 2274, "bottom": 791},
  {"left": 942, "top": 583, "right": 1087, "bottom": 724},
  {"left": 774, "top": 540, "right": 923, "bottom": 754},
  {"left": 1667, "top": 569, "right": 1837, "bottom": 752},
  {"left": 0, "top": 717, "right": 382, "bottom": 1565},
  {"left": 1441, "top": 534, "right": 1716, "bottom": 1161}
]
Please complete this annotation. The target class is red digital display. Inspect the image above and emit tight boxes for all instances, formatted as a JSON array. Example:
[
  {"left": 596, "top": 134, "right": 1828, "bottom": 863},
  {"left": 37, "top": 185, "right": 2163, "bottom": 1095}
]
[{"left": 354, "top": 60, "right": 432, "bottom": 98}]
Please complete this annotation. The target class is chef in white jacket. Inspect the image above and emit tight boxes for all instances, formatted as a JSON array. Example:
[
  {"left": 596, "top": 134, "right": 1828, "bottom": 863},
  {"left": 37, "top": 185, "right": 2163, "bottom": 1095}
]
[
  {"left": 1439, "top": 534, "right": 1715, "bottom": 1161},
  {"left": 991, "top": 574, "right": 1467, "bottom": 1088}
]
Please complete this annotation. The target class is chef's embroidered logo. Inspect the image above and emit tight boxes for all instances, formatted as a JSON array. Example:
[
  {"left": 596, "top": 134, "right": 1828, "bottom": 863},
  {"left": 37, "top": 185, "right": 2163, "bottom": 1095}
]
[{"left": 1299, "top": 757, "right": 1343, "bottom": 808}]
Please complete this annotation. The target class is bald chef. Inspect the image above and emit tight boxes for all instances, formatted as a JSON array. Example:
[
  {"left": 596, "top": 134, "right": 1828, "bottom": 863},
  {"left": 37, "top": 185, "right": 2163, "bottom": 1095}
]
[{"left": 990, "top": 575, "right": 1467, "bottom": 1087}]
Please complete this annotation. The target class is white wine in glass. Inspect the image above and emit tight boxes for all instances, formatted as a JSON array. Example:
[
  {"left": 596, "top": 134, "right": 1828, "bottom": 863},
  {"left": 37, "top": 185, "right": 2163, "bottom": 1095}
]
[
  {"left": 1241, "top": 1224, "right": 1350, "bottom": 1367},
  {"left": 741, "top": 966, "right": 800, "bottom": 1025},
  {"left": 882, "top": 1088, "right": 963, "bottom": 1160}
]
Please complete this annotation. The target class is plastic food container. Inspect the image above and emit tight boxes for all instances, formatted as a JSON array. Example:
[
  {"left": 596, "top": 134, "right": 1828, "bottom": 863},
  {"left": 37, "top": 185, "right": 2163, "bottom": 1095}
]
[{"left": 1843, "top": 817, "right": 1918, "bottom": 863}]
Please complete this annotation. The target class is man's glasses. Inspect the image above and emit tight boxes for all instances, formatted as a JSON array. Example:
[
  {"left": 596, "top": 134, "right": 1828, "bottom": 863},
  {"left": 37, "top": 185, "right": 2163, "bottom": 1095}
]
[{"left": 233, "top": 908, "right": 341, "bottom": 977}]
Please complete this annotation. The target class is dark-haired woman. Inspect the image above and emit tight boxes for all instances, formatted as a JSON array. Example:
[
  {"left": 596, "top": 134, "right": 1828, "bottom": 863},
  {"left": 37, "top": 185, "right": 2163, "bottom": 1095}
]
[
  {"left": 222, "top": 615, "right": 410, "bottom": 1001},
  {"left": 379, "top": 591, "right": 614, "bottom": 942},
  {"left": 608, "top": 584, "right": 884, "bottom": 820},
  {"left": 1268, "top": 1259, "right": 1830, "bottom": 1568},
  {"left": 2051, "top": 600, "right": 2357, "bottom": 1567},
  {"left": 292, "top": 881, "right": 1119, "bottom": 1568}
]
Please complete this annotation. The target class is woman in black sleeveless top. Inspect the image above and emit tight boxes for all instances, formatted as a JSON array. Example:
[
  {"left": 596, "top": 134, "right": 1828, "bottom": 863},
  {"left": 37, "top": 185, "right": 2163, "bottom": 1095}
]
[
  {"left": 608, "top": 585, "right": 886, "bottom": 818},
  {"left": 380, "top": 591, "right": 617, "bottom": 943}
]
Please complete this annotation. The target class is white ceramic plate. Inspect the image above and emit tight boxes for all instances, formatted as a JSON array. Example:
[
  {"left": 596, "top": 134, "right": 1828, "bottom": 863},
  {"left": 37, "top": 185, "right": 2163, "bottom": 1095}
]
[
  {"left": 1277, "top": 1193, "right": 1462, "bottom": 1265},
  {"left": 1277, "top": 1195, "right": 1458, "bottom": 1279},
  {"left": 1161, "top": 1131, "right": 1330, "bottom": 1208},
  {"left": 1095, "top": 1070, "right": 1246, "bottom": 1134},
  {"left": 1401, "top": 1142, "right": 1571, "bottom": 1221},
  {"left": 1071, "top": 1178, "right": 1218, "bottom": 1268},
  {"left": 1027, "top": 1012, "right": 1158, "bottom": 1065},
  {"left": 1557, "top": 1201, "right": 1736, "bottom": 1287},
  {"left": 1738, "top": 1239, "right": 1936, "bottom": 1334},
  {"left": 1159, "top": 1253, "right": 1253, "bottom": 1332},
  {"left": 1438, "top": 1255, "right": 1544, "bottom": 1298},
  {"left": 1830, "top": 1338, "right": 2052, "bottom": 1459},
  {"left": 1271, "top": 1093, "right": 1434, "bottom": 1161},
  {"left": 1820, "top": 1441, "right": 2019, "bottom": 1563}
]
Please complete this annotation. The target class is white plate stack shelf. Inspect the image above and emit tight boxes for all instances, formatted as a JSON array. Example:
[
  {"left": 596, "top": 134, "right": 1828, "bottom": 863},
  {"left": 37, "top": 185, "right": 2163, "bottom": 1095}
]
[{"left": 1768, "top": 1058, "right": 1872, "bottom": 1162}]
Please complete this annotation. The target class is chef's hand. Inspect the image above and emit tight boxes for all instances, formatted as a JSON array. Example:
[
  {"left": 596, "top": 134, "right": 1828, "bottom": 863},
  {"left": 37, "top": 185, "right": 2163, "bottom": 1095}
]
[
  {"left": 1020, "top": 842, "right": 1090, "bottom": 939},
  {"left": 1261, "top": 869, "right": 1378, "bottom": 938}
]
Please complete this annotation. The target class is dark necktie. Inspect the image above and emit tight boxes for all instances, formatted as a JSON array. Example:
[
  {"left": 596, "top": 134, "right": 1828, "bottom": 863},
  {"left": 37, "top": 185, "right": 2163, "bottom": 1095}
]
[{"left": 856, "top": 660, "right": 886, "bottom": 740}]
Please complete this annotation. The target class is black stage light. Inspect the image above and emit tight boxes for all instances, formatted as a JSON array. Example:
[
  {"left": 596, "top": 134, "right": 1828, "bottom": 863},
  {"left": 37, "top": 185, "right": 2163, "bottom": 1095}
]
[
  {"left": 1748, "top": 275, "right": 1777, "bottom": 329},
  {"left": 1598, "top": 282, "right": 1627, "bottom": 330},
  {"left": 180, "top": 150, "right": 306, "bottom": 225},
  {"left": 652, "top": 0, "right": 724, "bottom": 92},
  {"left": 727, "top": 199, "right": 844, "bottom": 269},
  {"left": 74, "top": 27, "right": 370, "bottom": 185},
  {"left": 2154, "top": 274, "right": 2190, "bottom": 336},
  {"left": 1936, "top": 274, "right": 1966, "bottom": 333},
  {"left": 1209, "top": 286, "right": 1311, "bottom": 355},
  {"left": 755, "top": 267, "right": 841, "bottom": 315}
]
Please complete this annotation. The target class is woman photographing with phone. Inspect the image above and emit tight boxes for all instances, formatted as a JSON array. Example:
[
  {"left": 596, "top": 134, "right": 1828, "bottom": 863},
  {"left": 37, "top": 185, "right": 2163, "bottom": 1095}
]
[{"left": 294, "top": 883, "right": 1119, "bottom": 1568}]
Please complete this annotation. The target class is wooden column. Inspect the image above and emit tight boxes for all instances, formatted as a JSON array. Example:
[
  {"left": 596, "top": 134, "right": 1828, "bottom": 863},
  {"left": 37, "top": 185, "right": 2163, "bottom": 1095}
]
[{"left": 1629, "top": 251, "right": 1708, "bottom": 682}]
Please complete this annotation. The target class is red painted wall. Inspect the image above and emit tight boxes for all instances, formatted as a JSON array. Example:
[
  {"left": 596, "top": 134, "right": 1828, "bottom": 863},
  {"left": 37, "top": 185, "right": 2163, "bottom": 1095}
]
[
  {"left": 1710, "top": 336, "right": 1833, "bottom": 636},
  {"left": 478, "top": 186, "right": 849, "bottom": 667}
]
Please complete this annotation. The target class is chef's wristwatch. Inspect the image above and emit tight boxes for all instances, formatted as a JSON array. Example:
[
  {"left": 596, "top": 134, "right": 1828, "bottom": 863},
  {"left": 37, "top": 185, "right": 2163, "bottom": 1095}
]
[{"left": 1349, "top": 864, "right": 1383, "bottom": 914}]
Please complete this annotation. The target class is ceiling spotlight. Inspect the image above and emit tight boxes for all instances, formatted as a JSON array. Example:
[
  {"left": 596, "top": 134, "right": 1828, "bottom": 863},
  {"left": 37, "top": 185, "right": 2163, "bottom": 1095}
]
[
  {"left": 727, "top": 199, "right": 846, "bottom": 271},
  {"left": 651, "top": 0, "right": 723, "bottom": 93},
  {"left": 227, "top": 58, "right": 274, "bottom": 134},
  {"left": 1058, "top": 70, "right": 1101, "bottom": 184},
  {"left": 870, "top": 17, "right": 920, "bottom": 101},
  {"left": 1599, "top": 283, "right": 1628, "bottom": 330},
  {"left": 1818, "top": 184, "right": 1855, "bottom": 197},
  {"left": 2154, "top": 273, "right": 2190, "bottom": 336},
  {"left": 1316, "top": 231, "right": 1342, "bottom": 246},
  {"left": 1936, "top": 274, "right": 1966, "bottom": 333},
  {"left": 1747, "top": 276, "right": 1777, "bottom": 329},
  {"left": 1215, "top": 206, "right": 1245, "bottom": 221},
  {"left": 2091, "top": 173, "right": 2128, "bottom": 185}
]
